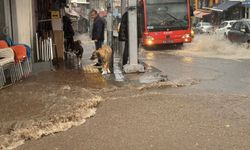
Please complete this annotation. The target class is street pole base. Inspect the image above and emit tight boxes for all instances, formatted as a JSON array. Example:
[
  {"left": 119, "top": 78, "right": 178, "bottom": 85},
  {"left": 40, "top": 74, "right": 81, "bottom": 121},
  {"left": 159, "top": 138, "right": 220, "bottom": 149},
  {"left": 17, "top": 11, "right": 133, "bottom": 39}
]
[{"left": 123, "top": 64, "right": 145, "bottom": 73}]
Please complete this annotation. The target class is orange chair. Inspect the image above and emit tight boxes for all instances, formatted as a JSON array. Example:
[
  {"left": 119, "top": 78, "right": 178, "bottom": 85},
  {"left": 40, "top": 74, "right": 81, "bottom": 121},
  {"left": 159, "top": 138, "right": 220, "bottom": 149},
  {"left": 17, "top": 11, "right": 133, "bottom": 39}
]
[
  {"left": 10, "top": 45, "right": 28, "bottom": 81},
  {"left": 0, "top": 40, "right": 31, "bottom": 85},
  {"left": 0, "top": 40, "right": 9, "bottom": 49}
]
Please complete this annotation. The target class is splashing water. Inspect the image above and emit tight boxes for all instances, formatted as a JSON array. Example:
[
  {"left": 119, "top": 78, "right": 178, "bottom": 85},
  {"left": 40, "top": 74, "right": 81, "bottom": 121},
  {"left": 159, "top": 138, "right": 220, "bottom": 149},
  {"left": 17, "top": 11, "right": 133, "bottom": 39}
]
[{"left": 173, "top": 34, "right": 250, "bottom": 60}]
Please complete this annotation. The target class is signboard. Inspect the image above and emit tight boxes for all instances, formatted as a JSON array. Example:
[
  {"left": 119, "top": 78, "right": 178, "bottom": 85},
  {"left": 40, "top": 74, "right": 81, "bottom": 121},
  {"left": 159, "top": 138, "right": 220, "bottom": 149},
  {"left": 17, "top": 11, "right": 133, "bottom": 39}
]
[
  {"left": 51, "top": 11, "right": 60, "bottom": 19},
  {"left": 242, "top": 1, "right": 250, "bottom": 6},
  {"left": 146, "top": 0, "right": 186, "bottom": 4}
]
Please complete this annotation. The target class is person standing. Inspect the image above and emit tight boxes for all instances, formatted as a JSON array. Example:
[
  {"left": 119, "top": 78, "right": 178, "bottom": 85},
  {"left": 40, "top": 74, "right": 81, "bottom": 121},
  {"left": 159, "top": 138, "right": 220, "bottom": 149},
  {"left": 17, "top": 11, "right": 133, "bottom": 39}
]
[
  {"left": 118, "top": 11, "right": 128, "bottom": 66},
  {"left": 118, "top": 10, "right": 141, "bottom": 66},
  {"left": 63, "top": 15, "right": 75, "bottom": 52},
  {"left": 90, "top": 9, "right": 105, "bottom": 66}
]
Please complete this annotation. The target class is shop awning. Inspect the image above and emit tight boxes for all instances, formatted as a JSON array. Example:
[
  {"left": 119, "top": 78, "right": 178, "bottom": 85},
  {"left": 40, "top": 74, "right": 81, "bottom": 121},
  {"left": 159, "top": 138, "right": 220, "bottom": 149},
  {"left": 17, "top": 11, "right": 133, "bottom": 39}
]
[
  {"left": 193, "top": 9, "right": 212, "bottom": 18},
  {"left": 211, "top": 1, "right": 241, "bottom": 12},
  {"left": 65, "top": 7, "right": 80, "bottom": 17},
  {"left": 242, "top": 1, "right": 250, "bottom": 7}
]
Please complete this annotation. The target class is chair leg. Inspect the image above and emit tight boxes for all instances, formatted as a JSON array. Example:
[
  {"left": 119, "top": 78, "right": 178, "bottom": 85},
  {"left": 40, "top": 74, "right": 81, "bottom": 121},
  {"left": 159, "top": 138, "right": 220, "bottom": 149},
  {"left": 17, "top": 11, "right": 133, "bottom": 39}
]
[
  {"left": 27, "top": 59, "right": 32, "bottom": 74},
  {"left": 10, "top": 65, "right": 14, "bottom": 83},
  {"left": 25, "top": 58, "right": 31, "bottom": 76},
  {"left": 22, "top": 60, "right": 28, "bottom": 77},
  {"left": 0, "top": 66, "right": 6, "bottom": 88},
  {"left": 18, "top": 63, "right": 23, "bottom": 80},
  {"left": 10, "top": 63, "right": 17, "bottom": 83},
  {"left": 14, "top": 63, "right": 20, "bottom": 81}
]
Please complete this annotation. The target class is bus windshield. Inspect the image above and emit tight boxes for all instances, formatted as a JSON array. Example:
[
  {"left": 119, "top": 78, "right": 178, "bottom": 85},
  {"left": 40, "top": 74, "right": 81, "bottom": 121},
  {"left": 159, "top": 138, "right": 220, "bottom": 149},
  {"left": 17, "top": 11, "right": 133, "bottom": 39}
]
[{"left": 146, "top": 2, "right": 189, "bottom": 31}]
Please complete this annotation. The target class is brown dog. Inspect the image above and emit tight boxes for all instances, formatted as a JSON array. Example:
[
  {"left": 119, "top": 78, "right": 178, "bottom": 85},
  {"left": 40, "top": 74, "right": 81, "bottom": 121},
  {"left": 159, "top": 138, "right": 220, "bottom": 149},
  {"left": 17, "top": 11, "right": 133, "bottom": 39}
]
[{"left": 90, "top": 45, "right": 112, "bottom": 74}]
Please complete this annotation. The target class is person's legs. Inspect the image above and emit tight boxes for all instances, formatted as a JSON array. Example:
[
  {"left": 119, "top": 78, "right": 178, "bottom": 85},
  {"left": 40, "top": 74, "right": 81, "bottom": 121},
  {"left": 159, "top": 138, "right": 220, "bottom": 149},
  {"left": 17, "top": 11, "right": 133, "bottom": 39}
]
[
  {"left": 94, "top": 40, "right": 103, "bottom": 65},
  {"left": 95, "top": 40, "right": 103, "bottom": 50},
  {"left": 68, "top": 37, "right": 74, "bottom": 51},
  {"left": 122, "top": 41, "right": 129, "bottom": 65}
]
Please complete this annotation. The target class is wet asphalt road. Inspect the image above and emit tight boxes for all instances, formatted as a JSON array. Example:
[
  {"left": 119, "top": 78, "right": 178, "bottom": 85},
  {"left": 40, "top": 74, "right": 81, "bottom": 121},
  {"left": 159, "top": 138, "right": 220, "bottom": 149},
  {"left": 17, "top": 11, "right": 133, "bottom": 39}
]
[
  {"left": 142, "top": 49, "right": 250, "bottom": 94},
  {"left": 14, "top": 35, "right": 250, "bottom": 150}
]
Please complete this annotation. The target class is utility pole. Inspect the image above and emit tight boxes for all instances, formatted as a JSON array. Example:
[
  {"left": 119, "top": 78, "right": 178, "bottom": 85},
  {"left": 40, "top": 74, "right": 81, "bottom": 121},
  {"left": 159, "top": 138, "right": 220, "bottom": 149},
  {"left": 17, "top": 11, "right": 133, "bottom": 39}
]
[
  {"left": 106, "top": 0, "right": 113, "bottom": 46},
  {"left": 121, "top": 0, "right": 126, "bottom": 15},
  {"left": 123, "top": 0, "right": 144, "bottom": 73}
]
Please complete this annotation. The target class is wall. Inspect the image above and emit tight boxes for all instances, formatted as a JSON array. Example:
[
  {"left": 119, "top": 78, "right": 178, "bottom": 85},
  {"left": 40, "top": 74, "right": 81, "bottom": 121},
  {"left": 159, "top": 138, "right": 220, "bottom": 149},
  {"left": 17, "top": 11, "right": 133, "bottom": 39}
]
[
  {"left": 11, "top": 0, "right": 34, "bottom": 46},
  {"left": 90, "top": 0, "right": 106, "bottom": 11},
  {"left": 0, "top": 0, "right": 6, "bottom": 38},
  {"left": 195, "top": 0, "right": 220, "bottom": 9}
]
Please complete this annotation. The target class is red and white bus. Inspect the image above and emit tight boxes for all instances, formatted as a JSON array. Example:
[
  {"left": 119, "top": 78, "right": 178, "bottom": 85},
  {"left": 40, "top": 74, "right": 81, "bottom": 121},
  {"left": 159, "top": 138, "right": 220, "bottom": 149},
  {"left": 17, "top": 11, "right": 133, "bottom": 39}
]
[{"left": 138, "top": 0, "right": 192, "bottom": 46}]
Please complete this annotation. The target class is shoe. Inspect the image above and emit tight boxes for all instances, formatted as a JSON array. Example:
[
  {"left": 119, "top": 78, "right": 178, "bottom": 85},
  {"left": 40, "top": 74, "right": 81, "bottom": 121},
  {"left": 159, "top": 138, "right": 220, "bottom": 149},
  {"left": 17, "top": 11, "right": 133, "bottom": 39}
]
[{"left": 93, "top": 63, "right": 102, "bottom": 66}]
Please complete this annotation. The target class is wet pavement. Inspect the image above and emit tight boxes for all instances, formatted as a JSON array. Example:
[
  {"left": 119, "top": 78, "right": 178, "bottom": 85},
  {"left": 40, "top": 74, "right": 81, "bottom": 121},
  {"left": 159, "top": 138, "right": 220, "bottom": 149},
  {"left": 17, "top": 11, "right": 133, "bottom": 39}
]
[
  {"left": 1, "top": 34, "right": 250, "bottom": 149},
  {"left": 141, "top": 34, "right": 250, "bottom": 95}
]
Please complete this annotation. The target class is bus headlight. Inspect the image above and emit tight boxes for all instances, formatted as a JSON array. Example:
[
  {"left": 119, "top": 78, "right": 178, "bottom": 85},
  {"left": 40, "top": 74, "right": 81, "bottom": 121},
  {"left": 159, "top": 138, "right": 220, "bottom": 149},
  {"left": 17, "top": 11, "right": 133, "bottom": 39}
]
[
  {"left": 145, "top": 36, "right": 154, "bottom": 45},
  {"left": 182, "top": 34, "right": 191, "bottom": 42},
  {"left": 191, "top": 30, "right": 195, "bottom": 38},
  {"left": 182, "top": 34, "right": 191, "bottom": 39}
]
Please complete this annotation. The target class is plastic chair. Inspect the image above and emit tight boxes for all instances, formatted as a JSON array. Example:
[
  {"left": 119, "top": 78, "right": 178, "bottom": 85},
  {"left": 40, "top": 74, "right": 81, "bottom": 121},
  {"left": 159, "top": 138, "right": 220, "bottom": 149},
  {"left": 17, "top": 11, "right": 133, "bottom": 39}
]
[
  {"left": 0, "top": 40, "right": 9, "bottom": 49},
  {"left": 5, "top": 37, "right": 31, "bottom": 60},
  {"left": 5, "top": 37, "right": 32, "bottom": 76},
  {"left": 10, "top": 45, "right": 29, "bottom": 82},
  {"left": 0, "top": 48, "right": 15, "bottom": 88}
]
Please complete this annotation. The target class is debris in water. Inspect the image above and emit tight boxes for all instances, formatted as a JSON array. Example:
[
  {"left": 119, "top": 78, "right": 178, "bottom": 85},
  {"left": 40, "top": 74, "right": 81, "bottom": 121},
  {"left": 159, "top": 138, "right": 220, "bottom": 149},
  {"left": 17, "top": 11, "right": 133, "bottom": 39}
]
[{"left": 138, "top": 79, "right": 200, "bottom": 90}]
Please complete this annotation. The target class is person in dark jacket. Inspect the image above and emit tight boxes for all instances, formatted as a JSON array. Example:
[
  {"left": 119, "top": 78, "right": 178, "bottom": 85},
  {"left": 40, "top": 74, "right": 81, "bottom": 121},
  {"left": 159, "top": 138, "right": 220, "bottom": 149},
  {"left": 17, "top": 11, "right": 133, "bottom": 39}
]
[
  {"left": 118, "top": 11, "right": 142, "bottom": 66},
  {"left": 63, "top": 15, "right": 75, "bottom": 52},
  {"left": 90, "top": 9, "right": 105, "bottom": 66},
  {"left": 118, "top": 11, "right": 129, "bottom": 66}
]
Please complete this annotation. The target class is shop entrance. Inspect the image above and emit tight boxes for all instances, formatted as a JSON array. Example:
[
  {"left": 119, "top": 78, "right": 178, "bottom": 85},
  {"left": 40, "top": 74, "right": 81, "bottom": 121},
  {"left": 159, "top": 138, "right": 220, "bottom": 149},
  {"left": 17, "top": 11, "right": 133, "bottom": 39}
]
[{"left": 0, "top": 0, "right": 12, "bottom": 39}]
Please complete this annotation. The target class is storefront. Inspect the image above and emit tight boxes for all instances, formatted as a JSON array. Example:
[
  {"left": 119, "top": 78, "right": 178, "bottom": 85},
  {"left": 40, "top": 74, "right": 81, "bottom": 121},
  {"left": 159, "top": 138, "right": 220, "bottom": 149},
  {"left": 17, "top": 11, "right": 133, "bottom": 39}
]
[
  {"left": 0, "top": 1, "right": 12, "bottom": 40},
  {"left": 193, "top": 9, "right": 212, "bottom": 24},
  {"left": 211, "top": 1, "right": 244, "bottom": 21},
  {"left": 0, "top": 0, "right": 34, "bottom": 52},
  {"left": 242, "top": 0, "right": 250, "bottom": 19}
]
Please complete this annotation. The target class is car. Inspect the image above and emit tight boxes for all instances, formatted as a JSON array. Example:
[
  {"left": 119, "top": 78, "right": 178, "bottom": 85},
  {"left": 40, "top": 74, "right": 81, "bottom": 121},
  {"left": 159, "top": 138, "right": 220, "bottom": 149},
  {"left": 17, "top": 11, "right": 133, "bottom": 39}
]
[
  {"left": 228, "top": 19, "right": 250, "bottom": 48},
  {"left": 215, "top": 20, "right": 236, "bottom": 37},
  {"left": 193, "top": 22, "right": 214, "bottom": 34}
]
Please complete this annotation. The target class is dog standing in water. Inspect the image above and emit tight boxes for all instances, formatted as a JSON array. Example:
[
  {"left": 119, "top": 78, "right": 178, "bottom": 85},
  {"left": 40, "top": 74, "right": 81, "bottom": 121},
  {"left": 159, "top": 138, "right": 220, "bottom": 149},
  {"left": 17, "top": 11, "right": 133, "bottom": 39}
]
[
  {"left": 90, "top": 44, "right": 112, "bottom": 74},
  {"left": 73, "top": 40, "right": 84, "bottom": 65}
]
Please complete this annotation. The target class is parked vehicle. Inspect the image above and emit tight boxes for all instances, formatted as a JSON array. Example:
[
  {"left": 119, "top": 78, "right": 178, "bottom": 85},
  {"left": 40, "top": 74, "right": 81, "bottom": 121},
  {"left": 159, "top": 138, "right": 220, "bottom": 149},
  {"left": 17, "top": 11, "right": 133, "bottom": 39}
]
[
  {"left": 228, "top": 19, "right": 250, "bottom": 48},
  {"left": 193, "top": 22, "right": 214, "bottom": 34},
  {"left": 215, "top": 20, "right": 236, "bottom": 37}
]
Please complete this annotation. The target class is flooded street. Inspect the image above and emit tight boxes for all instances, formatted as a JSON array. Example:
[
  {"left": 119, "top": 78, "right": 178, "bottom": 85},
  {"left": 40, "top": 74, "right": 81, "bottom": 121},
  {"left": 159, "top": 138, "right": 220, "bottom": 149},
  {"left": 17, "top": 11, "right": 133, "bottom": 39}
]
[
  {"left": 1, "top": 34, "right": 250, "bottom": 150},
  {"left": 0, "top": 70, "right": 106, "bottom": 149},
  {"left": 142, "top": 34, "right": 250, "bottom": 94}
]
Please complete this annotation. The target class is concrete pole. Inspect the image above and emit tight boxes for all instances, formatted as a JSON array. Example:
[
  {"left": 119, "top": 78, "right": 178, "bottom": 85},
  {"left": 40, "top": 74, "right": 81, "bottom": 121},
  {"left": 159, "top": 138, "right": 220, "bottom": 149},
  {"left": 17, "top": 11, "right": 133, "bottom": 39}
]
[
  {"left": 121, "top": 0, "right": 126, "bottom": 15},
  {"left": 106, "top": 0, "right": 113, "bottom": 46},
  {"left": 195, "top": 0, "right": 198, "bottom": 9},
  {"left": 123, "top": 0, "right": 144, "bottom": 73}
]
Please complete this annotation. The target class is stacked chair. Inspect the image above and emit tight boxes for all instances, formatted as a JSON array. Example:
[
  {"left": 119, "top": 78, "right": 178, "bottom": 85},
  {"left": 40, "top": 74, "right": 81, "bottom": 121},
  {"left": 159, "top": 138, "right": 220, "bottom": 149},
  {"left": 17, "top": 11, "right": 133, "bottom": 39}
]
[
  {"left": 0, "top": 49, "right": 15, "bottom": 88},
  {"left": 6, "top": 37, "right": 32, "bottom": 79},
  {"left": 0, "top": 38, "right": 31, "bottom": 88}
]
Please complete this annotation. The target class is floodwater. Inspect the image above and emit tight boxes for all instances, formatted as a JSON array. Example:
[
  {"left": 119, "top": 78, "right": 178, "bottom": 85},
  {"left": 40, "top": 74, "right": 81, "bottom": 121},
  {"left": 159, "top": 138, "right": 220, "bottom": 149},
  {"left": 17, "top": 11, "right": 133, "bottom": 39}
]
[
  {"left": 0, "top": 68, "right": 199, "bottom": 150},
  {"left": 2, "top": 33, "right": 250, "bottom": 150},
  {"left": 0, "top": 68, "right": 107, "bottom": 149}
]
